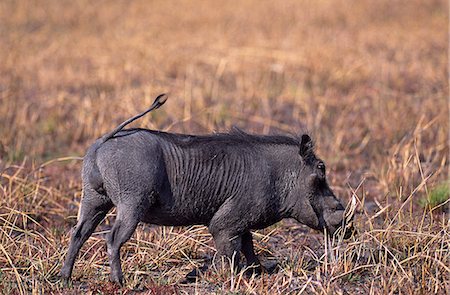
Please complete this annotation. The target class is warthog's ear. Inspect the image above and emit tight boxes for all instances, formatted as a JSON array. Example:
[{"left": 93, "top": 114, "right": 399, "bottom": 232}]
[{"left": 299, "top": 134, "right": 314, "bottom": 158}]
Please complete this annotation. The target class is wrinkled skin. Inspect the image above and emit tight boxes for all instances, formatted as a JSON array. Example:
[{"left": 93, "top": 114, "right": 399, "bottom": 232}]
[{"left": 60, "top": 129, "right": 353, "bottom": 286}]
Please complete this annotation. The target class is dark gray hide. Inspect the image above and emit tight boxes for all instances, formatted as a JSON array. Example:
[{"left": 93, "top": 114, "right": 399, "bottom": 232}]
[{"left": 60, "top": 97, "right": 352, "bottom": 285}]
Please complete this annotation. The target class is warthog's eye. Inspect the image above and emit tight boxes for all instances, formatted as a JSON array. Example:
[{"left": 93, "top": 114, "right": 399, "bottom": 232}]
[{"left": 317, "top": 162, "right": 325, "bottom": 173}]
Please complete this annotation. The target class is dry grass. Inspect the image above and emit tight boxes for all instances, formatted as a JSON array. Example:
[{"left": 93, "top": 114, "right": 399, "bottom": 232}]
[{"left": 0, "top": 0, "right": 449, "bottom": 294}]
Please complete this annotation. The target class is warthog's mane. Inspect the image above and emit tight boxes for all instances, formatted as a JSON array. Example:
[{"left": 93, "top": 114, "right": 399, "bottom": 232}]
[{"left": 115, "top": 127, "right": 308, "bottom": 148}]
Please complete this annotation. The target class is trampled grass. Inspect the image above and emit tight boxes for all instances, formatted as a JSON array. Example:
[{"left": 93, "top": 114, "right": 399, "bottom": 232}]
[{"left": 0, "top": 0, "right": 448, "bottom": 294}]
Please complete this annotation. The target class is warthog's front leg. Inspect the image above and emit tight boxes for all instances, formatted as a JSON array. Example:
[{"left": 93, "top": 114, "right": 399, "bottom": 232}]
[
  {"left": 183, "top": 231, "right": 259, "bottom": 282},
  {"left": 241, "top": 231, "right": 262, "bottom": 275},
  {"left": 208, "top": 199, "right": 245, "bottom": 272},
  {"left": 211, "top": 231, "right": 242, "bottom": 272}
]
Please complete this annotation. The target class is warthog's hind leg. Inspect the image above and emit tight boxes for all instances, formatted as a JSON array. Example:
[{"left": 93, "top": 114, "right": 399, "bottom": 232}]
[
  {"left": 60, "top": 186, "right": 113, "bottom": 281},
  {"left": 106, "top": 203, "right": 139, "bottom": 286}
]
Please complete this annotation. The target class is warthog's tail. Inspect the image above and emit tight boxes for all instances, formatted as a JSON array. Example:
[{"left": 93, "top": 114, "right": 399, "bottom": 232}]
[
  {"left": 101, "top": 93, "right": 168, "bottom": 144},
  {"left": 85, "top": 93, "right": 168, "bottom": 195}
]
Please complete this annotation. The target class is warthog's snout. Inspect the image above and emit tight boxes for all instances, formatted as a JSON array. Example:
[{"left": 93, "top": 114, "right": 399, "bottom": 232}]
[{"left": 323, "top": 195, "right": 357, "bottom": 239}]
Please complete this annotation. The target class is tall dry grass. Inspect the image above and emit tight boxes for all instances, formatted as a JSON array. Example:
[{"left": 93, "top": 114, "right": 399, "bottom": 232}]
[{"left": 0, "top": 0, "right": 448, "bottom": 294}]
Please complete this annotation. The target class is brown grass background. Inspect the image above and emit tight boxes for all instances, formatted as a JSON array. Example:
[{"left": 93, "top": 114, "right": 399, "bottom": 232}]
[{"left": 0, "top": 0, "right": 449, "bottom": 294}]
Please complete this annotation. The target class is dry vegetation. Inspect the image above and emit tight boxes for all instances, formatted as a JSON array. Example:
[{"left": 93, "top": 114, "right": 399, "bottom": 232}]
[{"left": 0, "top": 0, "right": 449, "bottom": 294}]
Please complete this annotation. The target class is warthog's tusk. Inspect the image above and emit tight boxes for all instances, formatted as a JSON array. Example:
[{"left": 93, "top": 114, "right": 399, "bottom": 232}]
[{"left": 344, "top": 194, "right": 357, "bottom": 224}]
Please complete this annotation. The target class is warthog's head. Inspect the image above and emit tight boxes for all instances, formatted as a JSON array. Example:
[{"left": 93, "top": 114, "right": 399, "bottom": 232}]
[{"left": 291, "top": 134, "right": 355, "bottom": 239}]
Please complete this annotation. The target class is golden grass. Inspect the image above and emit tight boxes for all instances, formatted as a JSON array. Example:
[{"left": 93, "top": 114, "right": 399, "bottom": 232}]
[{"left": 0, "top": 0, "right": 448, "bottom": 294}]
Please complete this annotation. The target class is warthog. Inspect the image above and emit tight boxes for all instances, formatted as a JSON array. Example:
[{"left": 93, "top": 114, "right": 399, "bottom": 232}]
[{"left": 60, "top": 94, "right": 354, "bottom": 285}]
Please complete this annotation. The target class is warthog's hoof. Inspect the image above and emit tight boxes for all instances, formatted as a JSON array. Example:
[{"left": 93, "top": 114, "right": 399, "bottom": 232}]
[
  {"left": 57, "top": 269, "right": 72, "bottom": 286},
  {"left": 263, "top": 260, "right": 278, "bottom": 274},
  {"left": 181, "top": 265, "right": 209, "bottom": 284},
  {"left": 244, "top": 264, "right": 263, "bottom": 277},
  {"left": 109, "top": 273, "right": 124, "bottom": 287}
]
